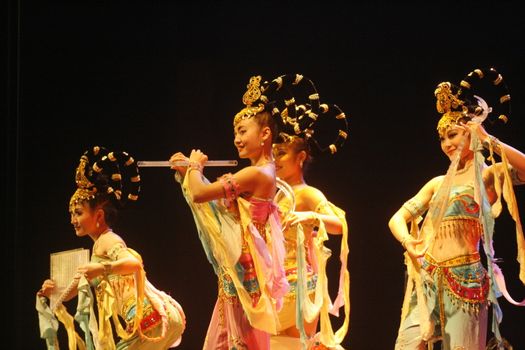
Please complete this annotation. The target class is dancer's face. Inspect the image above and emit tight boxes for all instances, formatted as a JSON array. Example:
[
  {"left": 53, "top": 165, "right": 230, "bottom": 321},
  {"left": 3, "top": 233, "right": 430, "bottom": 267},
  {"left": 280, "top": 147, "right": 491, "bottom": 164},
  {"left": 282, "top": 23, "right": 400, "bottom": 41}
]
[
  {"left": 70, "top": 202, "right": 99, "bottom": 237},
  {"left": 233, "top": 118, "right": 264, "bottom": 159},
  {"left": 273, "top": 143, "right": 302, "bottom": 182},
  {"left": 440, "top": 125, "right": 472, "bottom": 161}
]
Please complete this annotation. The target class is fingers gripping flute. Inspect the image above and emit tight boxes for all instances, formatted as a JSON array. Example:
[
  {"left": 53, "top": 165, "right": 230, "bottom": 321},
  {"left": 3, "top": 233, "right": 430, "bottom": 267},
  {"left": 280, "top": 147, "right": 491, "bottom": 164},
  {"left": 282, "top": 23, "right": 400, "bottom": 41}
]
[{"left": 137, "top": 160, "right": 238, "bottom": 167}]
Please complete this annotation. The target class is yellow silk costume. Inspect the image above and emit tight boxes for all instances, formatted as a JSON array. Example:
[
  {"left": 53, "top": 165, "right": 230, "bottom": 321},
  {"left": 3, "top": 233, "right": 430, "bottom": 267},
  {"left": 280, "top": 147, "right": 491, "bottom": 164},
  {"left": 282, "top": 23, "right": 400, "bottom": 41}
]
[
  {"left": 275, "top": 188, "right": 350, "bottom": 349},
  {"left": 36, "top": 246, "right": 185, "bottom": 350}
]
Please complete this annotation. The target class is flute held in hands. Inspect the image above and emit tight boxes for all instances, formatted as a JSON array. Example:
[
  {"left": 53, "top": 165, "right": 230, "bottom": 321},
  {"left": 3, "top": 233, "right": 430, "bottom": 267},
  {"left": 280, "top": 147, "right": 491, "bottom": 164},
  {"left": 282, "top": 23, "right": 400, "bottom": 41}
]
[{"left": 137, "top": 160, "right": 238, "bottom": 167}]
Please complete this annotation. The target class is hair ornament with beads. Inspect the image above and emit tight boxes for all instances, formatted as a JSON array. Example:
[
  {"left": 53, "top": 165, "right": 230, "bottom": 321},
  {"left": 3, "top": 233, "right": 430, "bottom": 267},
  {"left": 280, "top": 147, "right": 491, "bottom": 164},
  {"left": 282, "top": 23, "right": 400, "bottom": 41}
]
[
  {"left": 275, "top": 98, "right": 349, "bottom": 157},
  {"left": 435, "top": 67, "right": 511, "bottom": 136},
  {"left": 69, "top": 146, "right": 141, "bottom": 209},
  {"left": 235, "top": 73, "right": 349, "bottom": 156},
  {"left": 234, "top": 73, "right": 320, "bottom": 133}
]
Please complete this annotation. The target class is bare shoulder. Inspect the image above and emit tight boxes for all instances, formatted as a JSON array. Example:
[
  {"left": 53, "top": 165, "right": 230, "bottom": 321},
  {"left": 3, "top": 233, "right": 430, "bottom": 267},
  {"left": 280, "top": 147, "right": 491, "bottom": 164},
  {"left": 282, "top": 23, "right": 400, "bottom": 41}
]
[
  {"left": 100, "top": 231, "right": 127, "bottom": 250},
  {"left": 235, "top": 164, "right": 274, "bottom": 183},
  {"left": 232, "top": 164, "right": 275, "bottom": 197},
  {"left": 297, "top": 185, "right": 328, "bottom": 210},
  {"left": 234, "top": 165, "right": 265, "bottom": 179},
  {"left": 417, "top": 175, "right": 443, "bottom": 197},
  {"left": 428, "top": 175, "right": 444, "bottom": 187}
]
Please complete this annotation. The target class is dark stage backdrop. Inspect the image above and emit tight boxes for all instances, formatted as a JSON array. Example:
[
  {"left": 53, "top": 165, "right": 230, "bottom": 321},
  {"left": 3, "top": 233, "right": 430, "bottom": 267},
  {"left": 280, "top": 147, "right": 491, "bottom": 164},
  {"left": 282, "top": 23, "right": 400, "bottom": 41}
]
[{"left": 7, "top": 1, "right": 525, "bottom": 349}]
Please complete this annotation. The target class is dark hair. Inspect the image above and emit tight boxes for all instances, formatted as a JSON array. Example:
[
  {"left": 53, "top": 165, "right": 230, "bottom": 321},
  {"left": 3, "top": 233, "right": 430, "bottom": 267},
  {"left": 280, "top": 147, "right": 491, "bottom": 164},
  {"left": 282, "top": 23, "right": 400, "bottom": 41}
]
[
  {"left": 240, "top": 74, "right": 348, "bottom": 155},
  {"left": 88, "top": 194, "right": 119, "bottom": 227},
  {"left": 254, "top": 110, "right": 278, "bottom": 142},
  {"left": 70, "top": 146, "right": 141, "bottom": 227},
  {"left": 459, "top": 67, "right": 511, "bottom": 124}
]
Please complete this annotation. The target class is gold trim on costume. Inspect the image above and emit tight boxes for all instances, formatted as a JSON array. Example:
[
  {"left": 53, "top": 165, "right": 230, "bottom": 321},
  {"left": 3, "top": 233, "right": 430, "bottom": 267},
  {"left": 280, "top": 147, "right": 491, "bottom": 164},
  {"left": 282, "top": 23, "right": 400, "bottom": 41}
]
[{"left": 424, "top": 252, "right": 480, "bottom": 267}]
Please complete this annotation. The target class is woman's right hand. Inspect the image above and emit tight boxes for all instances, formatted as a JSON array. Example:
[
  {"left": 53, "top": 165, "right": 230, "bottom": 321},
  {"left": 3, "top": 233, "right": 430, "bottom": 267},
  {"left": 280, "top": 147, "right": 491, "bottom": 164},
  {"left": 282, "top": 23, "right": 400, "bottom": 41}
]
[
  {"left": 37, "top": 279, "right": 56, "bottom": 298},
  {"left": 405, "top": 237, "right": 427, "bottom": 259},
  {"left": 170, "top": 152, "right": 189, "bottom": 176}
]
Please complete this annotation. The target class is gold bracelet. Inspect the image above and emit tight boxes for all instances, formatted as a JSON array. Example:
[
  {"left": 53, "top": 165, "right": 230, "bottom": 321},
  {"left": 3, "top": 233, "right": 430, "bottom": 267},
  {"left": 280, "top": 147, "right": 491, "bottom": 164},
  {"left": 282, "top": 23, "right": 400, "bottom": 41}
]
[{"left": 483, "top": 135, "right": 501, "bottom": 153}]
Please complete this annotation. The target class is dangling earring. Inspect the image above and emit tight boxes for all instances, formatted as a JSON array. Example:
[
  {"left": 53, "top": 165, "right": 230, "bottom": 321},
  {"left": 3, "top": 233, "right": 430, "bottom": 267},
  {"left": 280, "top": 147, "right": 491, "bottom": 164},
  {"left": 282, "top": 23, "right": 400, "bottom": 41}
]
[
  {"left": 96, "top": 222, "right": 100, "bottom": 228},
  {"left": 260, "top": 141, "right": 265, "bottom": 146},
  {"left": 300, "top": 161, "right": 304, "bottom": 168}
]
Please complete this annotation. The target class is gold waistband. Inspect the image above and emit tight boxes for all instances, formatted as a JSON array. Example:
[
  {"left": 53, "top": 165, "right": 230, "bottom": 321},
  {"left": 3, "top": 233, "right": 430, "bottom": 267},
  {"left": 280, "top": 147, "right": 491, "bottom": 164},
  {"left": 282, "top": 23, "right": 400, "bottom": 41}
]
[{"left": 424, "top": 252, "right": 480, "bottom": 267}]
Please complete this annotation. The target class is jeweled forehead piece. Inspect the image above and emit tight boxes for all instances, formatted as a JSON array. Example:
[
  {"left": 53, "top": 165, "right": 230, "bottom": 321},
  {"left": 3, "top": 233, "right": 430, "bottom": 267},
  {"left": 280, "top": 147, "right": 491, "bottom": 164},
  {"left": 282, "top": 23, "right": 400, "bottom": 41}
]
[{"left": 233, "top": 105, "right": 265, "bottom": 126}]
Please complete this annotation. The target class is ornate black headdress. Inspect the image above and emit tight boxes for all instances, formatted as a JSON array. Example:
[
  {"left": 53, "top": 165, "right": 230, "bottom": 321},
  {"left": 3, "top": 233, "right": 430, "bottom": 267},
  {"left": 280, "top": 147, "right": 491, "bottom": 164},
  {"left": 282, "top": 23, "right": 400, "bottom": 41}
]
[
  {"left": 69, "top": 146, "right": 141, "bottom": 209},
  {"left": 235, "top": 73, "right": 349, "bottom": 155},
  {"left": 435, "top": 67, "right": 511, "bottom": 135}
]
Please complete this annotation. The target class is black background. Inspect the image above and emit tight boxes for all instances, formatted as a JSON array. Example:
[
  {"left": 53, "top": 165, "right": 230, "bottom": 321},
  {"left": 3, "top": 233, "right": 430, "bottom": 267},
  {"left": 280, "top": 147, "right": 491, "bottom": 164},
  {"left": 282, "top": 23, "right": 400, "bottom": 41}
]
[{"left": 6, "top": 1, "right": 525, "bottom": 349}]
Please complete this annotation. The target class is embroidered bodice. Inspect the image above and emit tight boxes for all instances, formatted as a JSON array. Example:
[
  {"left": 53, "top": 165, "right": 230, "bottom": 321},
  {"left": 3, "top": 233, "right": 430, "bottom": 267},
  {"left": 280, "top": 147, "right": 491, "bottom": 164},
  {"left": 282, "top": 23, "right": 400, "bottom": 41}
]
[{"left": 443, "top": 184, "right": 480, "bottom": 220}]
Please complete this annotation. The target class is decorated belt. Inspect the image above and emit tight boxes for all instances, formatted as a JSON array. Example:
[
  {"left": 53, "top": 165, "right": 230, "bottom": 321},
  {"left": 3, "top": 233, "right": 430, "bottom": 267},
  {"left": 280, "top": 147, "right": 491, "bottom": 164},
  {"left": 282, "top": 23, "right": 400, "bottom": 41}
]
[{"left": 424, "top": 252, "right": 480, "bottom": 268}]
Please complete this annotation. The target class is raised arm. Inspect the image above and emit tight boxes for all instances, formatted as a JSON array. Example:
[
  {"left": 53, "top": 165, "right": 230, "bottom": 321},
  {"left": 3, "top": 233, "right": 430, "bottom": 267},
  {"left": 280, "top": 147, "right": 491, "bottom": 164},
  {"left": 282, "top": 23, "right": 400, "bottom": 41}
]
[
  {"left": 173, "top": 149, "right": 274, "bottom": 203},
  {"left": 388, "top": 176, "right": 441, "bottom": 258},
  {"left": 466, "top": 121, "right": 525, "bottom": 181}
]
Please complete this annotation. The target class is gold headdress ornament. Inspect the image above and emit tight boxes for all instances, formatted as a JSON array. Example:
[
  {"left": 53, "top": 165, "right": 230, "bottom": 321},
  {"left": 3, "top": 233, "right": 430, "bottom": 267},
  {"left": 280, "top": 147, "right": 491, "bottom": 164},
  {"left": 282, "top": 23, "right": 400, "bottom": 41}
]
[
  {"left": 69, "top": 147, "right": 102, "bottom": 209},
  {"left": 233, "top": 74, "right": 312, "bottom": 127},
  {"left": 233, "top": 75, "right": 266, "bottom": 125},
  {"left": 233, "top": 74, "right": 348, "bottom": 155},
  {"left": 435, "top": 82, "right": 468, "bottom": 136},
  {"left": 69, "top": 146, "right": 141, "bottom": 210},
  {"left": 435, "top": 67, "right": 511, "bottom": 136}
]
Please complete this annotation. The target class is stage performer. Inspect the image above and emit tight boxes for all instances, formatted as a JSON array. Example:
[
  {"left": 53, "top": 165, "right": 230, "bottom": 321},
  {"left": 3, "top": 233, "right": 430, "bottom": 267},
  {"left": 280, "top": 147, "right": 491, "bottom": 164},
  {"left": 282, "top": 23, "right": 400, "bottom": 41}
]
[
  {"left": 37, "top": 146, "right": 186, "bottom": 350},
  {"left": 271, "top": 91, "right": 350, "bottom": 349},
  {"left": 389, "top": 68, "right": 525, "bottom": 350},
  {"left": 170, "top": 74, "right": 331, "bottom": 349}
]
